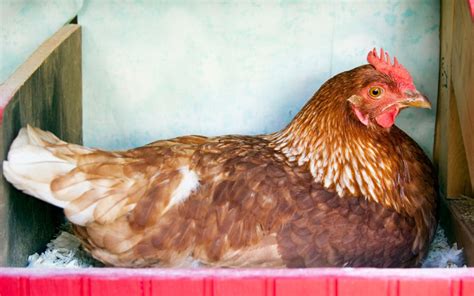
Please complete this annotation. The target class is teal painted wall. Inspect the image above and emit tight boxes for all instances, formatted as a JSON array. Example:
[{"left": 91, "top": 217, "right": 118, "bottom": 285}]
[
  {"left": 1, "top": 1, "right": 440, "bottom": 157},
  {"left": 0, "top": 0, "right": 82, "bottom": 82},
  {"left": 79, "top": 0, "right": 440, "bottom": 157}
]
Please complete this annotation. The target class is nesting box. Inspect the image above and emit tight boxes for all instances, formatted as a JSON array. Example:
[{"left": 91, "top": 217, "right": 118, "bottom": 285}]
[
  {"left": 1, "top": 1, "right": 474, "bottom": 295},
  {"left": 433, "top": 0, "right": 474, "bottom": 265}
]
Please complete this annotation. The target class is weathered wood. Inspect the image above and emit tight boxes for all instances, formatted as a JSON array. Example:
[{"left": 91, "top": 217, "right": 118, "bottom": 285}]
[
  {"left": 447, "top": 91, "right": 473, "bottom": 197},
  {"left": 435, "top": 0, "right": 473, "bottom": 198},
  {"left": 433, "top": 0, "right": 455, "bottom": 195},
  {"left": 451, "top": 0, "right": 474, "bottom": 192},
  {"left": 449, "top": 197, "right": 474, "bottom": 266},
  {"left": 0, "top": 24, "right": 82, "bottom": 266},
  {"left": 435, "top": 0, "right": 474, "bottom": 266}
]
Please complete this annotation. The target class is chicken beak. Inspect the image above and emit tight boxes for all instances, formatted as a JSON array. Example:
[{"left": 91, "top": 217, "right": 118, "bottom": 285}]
[{"left": 398, "top": 90, "right": 431, "bottom": 109}]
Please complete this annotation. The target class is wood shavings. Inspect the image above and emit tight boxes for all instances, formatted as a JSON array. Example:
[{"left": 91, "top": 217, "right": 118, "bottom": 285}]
[
  {"left": 421, "top": 226, "right": 465, "bottom": 268},
  {"left": 27, "top": 225, "right": 102, "bottom": 268},
  {"left": 451, "top": 196, "right": 474, "bottom": 224}
]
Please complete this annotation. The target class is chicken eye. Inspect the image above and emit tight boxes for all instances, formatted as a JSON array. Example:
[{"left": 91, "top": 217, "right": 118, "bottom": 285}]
[{"left": 368, "top": 86, "right": 383, "bottom": 98}]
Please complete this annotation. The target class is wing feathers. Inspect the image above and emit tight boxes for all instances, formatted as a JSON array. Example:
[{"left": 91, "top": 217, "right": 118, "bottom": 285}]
[
  {"left": 4, "top": 127, "right": 292, "bottom": 268},
  {"left": 4, "top": 126, "right": 197, "bottom": 228}
]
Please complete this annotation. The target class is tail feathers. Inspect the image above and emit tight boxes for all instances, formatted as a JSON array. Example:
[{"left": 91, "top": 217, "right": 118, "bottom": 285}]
[
  {"left": 3, "top": 125, "right": 85, "bottom": 208},
  {"left": 3, "top": 125, "right": 143, "bottom": 227}
]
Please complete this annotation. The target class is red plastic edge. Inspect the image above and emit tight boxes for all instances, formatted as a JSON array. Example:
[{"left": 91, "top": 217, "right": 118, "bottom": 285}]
[
  {"left": 0, "top": 86, "right": 14, "bottom": 124},
  {"left": 1, "top": 268, "right": 474, "bottom": 296},
  {"left": 470, "top": 0, "right": 474, "bottom": 21}
]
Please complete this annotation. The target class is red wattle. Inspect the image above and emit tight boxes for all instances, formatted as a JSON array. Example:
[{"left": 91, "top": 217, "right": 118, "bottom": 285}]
[{"left": 375, "top": 107, "right": 399, "bottom": 128}]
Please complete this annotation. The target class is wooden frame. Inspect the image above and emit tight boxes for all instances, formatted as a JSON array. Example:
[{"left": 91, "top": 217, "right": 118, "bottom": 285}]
[
  {"left": 0, "top": 24, "right": 82, "bottom": 266},
  {"left": 434, "top": 0, "right": 474, "bottom": 265}
]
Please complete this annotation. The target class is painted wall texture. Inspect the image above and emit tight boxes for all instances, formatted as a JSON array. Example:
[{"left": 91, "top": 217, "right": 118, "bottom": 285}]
[
  {"left": 0, "top": 0, "right": 82, "bottom": 82},
  {"left": 2, "top": 1, "right": 440, "bottom": 158},
  {"left": 79, "top": 0, "right": 440, "bottom": 157}
]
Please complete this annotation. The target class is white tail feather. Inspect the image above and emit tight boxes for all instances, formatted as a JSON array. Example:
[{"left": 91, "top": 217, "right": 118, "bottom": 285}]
[
  {"left": 3, "top": 125, "right": 77, "bottom": 208},
  {"left": 2, "top": 126, "right": 141, "bottom": 227},
  {"left": 2, "top": 125, "right": 181, "bottom": 228}
]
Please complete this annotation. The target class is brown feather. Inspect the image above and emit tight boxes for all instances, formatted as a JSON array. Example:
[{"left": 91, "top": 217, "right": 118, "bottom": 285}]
[{"left": 4, "top": 63, "right": 437, "bottom": 268}]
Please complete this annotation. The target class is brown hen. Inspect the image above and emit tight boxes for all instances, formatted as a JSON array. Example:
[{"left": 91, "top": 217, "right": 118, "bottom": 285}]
[{"left": 3, "top": 49, "right": 437, "bottom": 267}]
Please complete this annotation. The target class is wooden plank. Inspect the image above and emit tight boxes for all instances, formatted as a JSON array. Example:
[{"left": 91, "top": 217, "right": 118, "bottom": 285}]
[
  {"left": 451, "top": 0, "right": 474, "bottom": 193},
  {"left": 0, "top": 24, "right": 82, "bottom": 266},
  {"left": 435, "top": 0, "right": 474, "bottom": 268},
  {"left": 435, "top": 0, "right": 473, "bottom": 198},
  {"left": 448, "top": 197, "right": 474, "bottom": 266},
  {"left": 433, "top": 0, "right": 455, "bottom": 195},
  {"left": 447, "top": 89, "right": 473, "bottom": 197},
  {"left": 434, "top": 0, "right": 474, "bottom": 267}
]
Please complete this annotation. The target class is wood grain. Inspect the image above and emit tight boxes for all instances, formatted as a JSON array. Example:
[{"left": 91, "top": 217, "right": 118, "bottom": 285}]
[
  {"left": 433, "top": 0, "right": 454, "bottom": 195},
  {"left": 449, "top": 197, "right": 474, "bottom": 266},
  {"left": 447, "top": 90, "right": 473, "bottom": 197},
  {"left": 434, "top": 0, "right": 473, "bottom": 197},
  {"left": 451, "top": 0, "right": 474, "bottom": 193},
  {"left": 0, "top": 24, "right": 82, "bottom": 266},
  {"left": 435, "top": 0, "right": 474, "bottom": 266}
]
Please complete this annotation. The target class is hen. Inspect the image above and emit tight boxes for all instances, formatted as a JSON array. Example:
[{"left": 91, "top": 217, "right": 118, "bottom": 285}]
[{"left": 3, "top": 49, "right": 437, "bottom": 268}]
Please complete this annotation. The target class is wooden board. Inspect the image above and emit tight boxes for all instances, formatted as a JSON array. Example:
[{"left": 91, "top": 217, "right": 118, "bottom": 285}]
[
  {"left": 433, "top": 0, "right": 454, "bottom": 195},
  {"left": 450, "top": 0, "right": 474, "bottom": 192},
  {"left": 434, "top": 0, "right": 474, "bottom": 265},
  {"left": 0, "top": 24, "right": 82, "bottom": 267},
  {"left": 434, "top": 0, "right": 473, "bottom": 198}
]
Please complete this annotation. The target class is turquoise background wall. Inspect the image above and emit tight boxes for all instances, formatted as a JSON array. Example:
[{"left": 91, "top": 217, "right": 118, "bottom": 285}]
[
  {"left": 0, "top": 0, "right": 82, "bottom": 82},
  {"left": 1, "top": 1, "right": 440, "bottom": 157}
]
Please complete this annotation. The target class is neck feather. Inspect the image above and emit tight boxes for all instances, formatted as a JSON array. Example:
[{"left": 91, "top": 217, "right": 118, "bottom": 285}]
[{"left": 268, "top": 92, "right": 405, "bottom": 213}]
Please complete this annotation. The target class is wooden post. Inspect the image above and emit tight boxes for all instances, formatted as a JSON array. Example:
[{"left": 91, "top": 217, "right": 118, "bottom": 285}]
[
  {"left": 434, "top": 0, "right": 474, "bottom": 265},
  {"left": 0, "top": 24, "right": 82, "bottom": 266}
]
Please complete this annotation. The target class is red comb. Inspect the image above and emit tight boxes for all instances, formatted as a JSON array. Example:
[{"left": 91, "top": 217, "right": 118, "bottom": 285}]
[{"left": 367, "top": 48, "right": 416, "bottom": 90}]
